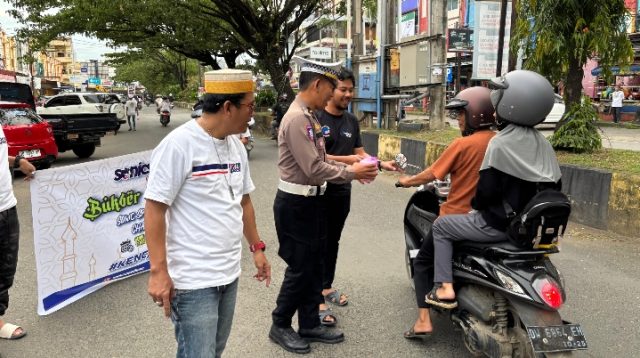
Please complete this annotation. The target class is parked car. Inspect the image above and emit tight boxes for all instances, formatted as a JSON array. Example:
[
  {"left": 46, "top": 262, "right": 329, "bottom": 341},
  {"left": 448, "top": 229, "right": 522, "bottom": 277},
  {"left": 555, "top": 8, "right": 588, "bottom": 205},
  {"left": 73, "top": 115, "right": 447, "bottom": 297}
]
[
  {"left": 538, "top": 93, "right": 566, "bottom": 127},
  {"left": 0, "top": 102, "right": 58, "bottom": 169},
  {"left": 0, "top": 81, "right": 36, "bottom": 109}
]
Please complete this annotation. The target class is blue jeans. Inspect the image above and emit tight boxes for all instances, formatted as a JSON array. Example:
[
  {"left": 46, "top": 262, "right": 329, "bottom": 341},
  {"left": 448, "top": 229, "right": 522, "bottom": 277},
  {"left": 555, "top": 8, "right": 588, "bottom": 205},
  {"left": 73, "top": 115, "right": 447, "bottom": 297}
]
[{"left": 171, "top": 279, "right": 239, "bottom": 358}]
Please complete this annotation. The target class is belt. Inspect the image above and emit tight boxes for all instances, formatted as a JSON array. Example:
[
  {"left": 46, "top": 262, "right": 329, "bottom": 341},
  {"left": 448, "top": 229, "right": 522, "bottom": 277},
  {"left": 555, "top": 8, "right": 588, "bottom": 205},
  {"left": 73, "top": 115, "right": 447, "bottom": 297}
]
[{"left": 278, "top": 179, "right": 327, "bottom": 197}]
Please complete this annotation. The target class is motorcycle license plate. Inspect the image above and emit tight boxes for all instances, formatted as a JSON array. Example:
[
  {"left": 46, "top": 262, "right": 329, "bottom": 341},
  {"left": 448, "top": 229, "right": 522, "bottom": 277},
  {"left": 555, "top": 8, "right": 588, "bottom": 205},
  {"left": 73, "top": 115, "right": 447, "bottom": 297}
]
[
  {"left": 19, "top": 149, "right": 41, "bottom": 159},
  {"left": 527, "top": 324, "right": 588, "bottom": 352}
]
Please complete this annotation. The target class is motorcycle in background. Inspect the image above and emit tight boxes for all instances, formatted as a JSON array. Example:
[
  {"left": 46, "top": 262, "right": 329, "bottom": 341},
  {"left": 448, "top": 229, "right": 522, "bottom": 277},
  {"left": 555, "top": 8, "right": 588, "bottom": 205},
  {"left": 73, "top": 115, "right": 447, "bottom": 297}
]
[
  {"left": 159, "top": 111, "right": 171, "bottom": 127},
  {"left": 395, "top": 153, "right": 587, "bottom": 358}
]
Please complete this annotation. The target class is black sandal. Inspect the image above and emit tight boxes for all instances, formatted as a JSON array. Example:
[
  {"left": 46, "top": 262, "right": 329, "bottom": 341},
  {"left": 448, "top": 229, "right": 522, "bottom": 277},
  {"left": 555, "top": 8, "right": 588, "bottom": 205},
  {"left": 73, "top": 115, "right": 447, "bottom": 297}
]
[
  {"left": 403, "top": 327, "right": 432, "bottom": 340},
  {"left": 425, "top": 286, "right": 458, "bottom": 309}
]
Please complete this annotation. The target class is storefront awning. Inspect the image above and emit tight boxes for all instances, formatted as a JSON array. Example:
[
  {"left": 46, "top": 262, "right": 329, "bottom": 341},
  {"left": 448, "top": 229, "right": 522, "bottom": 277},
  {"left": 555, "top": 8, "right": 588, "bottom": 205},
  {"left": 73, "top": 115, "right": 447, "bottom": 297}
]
[{"left": 591, "top": 64, "right": 640, "bottom": 76}]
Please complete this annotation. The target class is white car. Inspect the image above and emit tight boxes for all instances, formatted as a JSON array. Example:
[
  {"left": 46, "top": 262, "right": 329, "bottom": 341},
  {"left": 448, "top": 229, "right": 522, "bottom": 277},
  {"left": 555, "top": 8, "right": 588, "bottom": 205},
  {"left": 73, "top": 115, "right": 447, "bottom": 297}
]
[
  {"left": 37, "top": 93, "right": 126, "bottom": 122},
  {"left": 539, "top": 94, "right": 565, "bottom": 127}
]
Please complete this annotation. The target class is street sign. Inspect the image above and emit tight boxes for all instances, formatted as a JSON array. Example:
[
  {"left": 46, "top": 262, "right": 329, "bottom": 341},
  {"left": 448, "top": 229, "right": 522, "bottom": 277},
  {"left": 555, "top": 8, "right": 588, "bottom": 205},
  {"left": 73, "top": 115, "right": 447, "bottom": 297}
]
[
  {"left": 88, "top": 77, "right": 101, "bottom": 85},
  {"left": 447, "top": 28, "right": 474, "bottom": 52},
  {"left": 310, "top": 47, "right": 332, "bottom": 60},
  {"left": 446, "top": 67, "right": 453, "bottom": 83},
  {"left": 80, "top": 67, "right": 88, "bottom": 73}
]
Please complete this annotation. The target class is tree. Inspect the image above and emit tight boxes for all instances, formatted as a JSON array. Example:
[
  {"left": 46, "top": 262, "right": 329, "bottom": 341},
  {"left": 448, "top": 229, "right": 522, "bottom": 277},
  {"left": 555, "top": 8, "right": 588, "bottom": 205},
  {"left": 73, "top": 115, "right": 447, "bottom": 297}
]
[
  {"left": 10, "top": 0, "right": 343, "bottom": 97},
  {"left": 107, "top": 49, "right": 198, "bottom": 94},
  {"left": 8, "top": 0, "right": 242, "bottom": 69},
  {"left": 192, "top": 0, "right": 330, "bottom": 98},
  {"left": 511, "top": 0, "right": 634, "bottom": 128}
]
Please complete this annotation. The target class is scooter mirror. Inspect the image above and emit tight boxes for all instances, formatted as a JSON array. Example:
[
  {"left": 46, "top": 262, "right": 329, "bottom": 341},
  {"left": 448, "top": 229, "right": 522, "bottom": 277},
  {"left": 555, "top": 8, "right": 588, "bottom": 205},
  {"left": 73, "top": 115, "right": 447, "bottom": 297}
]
[{"left": 394, "top": 153, "right": 408, "bottom": 170}]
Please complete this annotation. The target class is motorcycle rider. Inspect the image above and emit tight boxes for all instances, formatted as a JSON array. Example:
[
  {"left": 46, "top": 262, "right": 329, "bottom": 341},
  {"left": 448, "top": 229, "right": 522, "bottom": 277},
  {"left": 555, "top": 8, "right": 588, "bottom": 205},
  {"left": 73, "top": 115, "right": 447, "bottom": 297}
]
[
  {"left": 397, "top": 86, "right": 496, "bottom": 338},
  {"left": 270, "top": 94, "right": 289, "bottom": 139},
  {"left": 427, "top": 70, "right": 562, "bottom": 311},
  {"left": 159, "top": 96, "right": 172, "bottom": 123}
]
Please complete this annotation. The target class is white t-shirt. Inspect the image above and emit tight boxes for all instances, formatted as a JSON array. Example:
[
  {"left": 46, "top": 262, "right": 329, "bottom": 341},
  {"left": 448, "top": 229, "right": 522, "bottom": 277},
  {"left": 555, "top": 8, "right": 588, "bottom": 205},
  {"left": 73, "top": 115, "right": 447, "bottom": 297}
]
[
  {"left": 125, "top": 99, "right": 137, "bottom": 116},
  {"left": 612, "top": 90, "right": 624, "bottom": 107},
  {"left": 0, "top": 127, "right": 17, "bottom": 212},
  {"left": 144, "top": 120, "right": 255, "bottom": 289}
]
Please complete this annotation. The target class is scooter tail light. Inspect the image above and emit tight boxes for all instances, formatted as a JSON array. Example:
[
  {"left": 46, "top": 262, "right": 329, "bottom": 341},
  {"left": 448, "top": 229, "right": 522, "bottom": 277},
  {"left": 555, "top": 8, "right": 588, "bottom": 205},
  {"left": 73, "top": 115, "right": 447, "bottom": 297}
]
[{"left": 533, "top": 277, "right": 564, "bottom": 309}]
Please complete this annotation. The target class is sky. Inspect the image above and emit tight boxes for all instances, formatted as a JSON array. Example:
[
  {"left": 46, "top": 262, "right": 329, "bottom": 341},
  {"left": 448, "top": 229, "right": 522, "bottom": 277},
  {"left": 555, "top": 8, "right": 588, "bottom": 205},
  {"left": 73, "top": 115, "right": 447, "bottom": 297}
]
[{"left": 0, "top": 0, "right": 119, "bottom": 61}]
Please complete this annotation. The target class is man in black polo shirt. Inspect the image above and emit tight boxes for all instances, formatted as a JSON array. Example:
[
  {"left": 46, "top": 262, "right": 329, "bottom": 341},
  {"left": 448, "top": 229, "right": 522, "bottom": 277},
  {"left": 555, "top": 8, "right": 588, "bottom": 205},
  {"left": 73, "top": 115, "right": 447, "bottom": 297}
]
[{"left": 314, "top": 68, "right": 399, "bottom": 326}]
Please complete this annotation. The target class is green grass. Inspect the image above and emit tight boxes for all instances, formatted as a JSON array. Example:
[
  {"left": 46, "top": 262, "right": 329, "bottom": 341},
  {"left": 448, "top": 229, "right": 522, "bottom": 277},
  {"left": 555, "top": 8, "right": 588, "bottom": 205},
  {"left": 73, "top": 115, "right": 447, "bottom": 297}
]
[
  {"left": 556, "top": 149, "right": 640, "bottom": 175},
  {"left": 364, "top": 128, "right": 640, "bottom": 175}
]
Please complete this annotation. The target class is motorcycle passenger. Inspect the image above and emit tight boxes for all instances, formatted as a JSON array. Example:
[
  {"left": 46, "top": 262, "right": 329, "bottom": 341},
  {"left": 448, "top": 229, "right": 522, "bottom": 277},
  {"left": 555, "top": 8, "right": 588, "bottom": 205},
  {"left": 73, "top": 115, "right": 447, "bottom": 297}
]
[
  {"left": 159, "top": 96, "right": 172, "bottom": 115},
  {"left": 428, "top": 70, "right": 562, "bottom": 310},
  {"left": 397, "top": 86, "right": 496, "bottom": 339}
]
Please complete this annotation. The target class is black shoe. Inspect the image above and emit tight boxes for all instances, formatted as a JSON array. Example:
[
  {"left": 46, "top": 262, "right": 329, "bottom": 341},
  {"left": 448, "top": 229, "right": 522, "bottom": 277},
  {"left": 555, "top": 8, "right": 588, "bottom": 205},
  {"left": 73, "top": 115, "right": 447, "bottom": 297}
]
[
  {"left": 269, "top": 325, "right": 311, "bottom": 354},
  {"left": 298, "top": 325, "right": 345, "bottom": 344},
  {"left": 128, "top": 128, "right": 132, "bottom": 131}
]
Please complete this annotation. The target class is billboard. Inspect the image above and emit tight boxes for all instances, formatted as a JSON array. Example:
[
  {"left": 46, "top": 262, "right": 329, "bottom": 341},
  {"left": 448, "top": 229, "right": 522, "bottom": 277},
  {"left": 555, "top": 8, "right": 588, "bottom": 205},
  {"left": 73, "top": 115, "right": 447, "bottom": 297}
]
[
  {"left": 472, "top": 1, "right": 511, "bottom": 80},
  {"left": 402, "top": 0, "right": 419, "bottom": 13},
  {"left": 400, "top": 11, "right": 417, "bottom": 38},
  {"left": 419, "top": 0, "right": 429, "bottom": 34}
]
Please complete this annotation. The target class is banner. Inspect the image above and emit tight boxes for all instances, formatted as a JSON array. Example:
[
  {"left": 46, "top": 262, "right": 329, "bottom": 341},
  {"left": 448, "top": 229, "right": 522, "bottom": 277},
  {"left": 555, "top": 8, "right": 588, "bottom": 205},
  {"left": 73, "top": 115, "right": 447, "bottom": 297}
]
[
  {"left": 31, "top": 151, "right": 151, "bottom": 315},
  {"left": 400, "top": 11, "right": 417, "bottom": 39},
  {"left": 472, "top": 1, "right": 511, "bottom": 80}
]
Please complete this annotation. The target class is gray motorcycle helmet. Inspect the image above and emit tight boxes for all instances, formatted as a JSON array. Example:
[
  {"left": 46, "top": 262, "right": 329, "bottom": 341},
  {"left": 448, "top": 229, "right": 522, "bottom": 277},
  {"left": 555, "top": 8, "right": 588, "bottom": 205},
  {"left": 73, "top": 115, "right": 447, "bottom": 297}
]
[{"left": 489, "top": 70, "right": 555, "bottom": 127}]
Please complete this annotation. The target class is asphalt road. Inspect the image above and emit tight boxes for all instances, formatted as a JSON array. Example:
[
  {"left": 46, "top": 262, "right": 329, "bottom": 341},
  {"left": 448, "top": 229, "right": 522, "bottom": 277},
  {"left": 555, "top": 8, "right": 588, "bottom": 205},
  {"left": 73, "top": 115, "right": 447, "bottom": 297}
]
[{"left": 1, "top": 107, "right": 639, "bottom": 357}]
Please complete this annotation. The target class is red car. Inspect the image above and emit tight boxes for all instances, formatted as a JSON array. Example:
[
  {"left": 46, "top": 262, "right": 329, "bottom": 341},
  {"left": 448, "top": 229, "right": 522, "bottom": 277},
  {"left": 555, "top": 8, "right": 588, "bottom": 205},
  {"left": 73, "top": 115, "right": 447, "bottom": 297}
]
[{"left": 0, "top": 102, "right": 58, "bottom": 169}]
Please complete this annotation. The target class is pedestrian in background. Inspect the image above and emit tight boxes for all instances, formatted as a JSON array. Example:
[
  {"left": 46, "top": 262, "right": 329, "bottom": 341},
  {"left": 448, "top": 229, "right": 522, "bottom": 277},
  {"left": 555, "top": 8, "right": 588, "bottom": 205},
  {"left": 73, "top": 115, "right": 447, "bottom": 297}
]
[
  {"left": 611, "top": 85, "right": 624, "bottom": 123},
  {"left": 270, "top": 94, "right": 289, "bottom": 139},
  {"left": 145, "top": 69, "right": 271, "bottom": 358},
  {"left": 268, "top": 56, "right": 378, "bottom": 355},
  {"left": 0, "top": 127, "right": 36, "bottom": 340},
  {"left": 125, "top": 96, "right": 138, "bottom": 131},
  {"left": 314, "top": 67, "right": 399, "bottom": 326}
]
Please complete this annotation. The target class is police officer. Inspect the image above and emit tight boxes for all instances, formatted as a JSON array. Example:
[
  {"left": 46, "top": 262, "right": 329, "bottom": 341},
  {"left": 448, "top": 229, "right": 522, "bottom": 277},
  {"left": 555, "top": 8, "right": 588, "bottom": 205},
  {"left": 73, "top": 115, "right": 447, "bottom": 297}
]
[{"left": 269, "top": 56, "right": 378, "bottom": 354}]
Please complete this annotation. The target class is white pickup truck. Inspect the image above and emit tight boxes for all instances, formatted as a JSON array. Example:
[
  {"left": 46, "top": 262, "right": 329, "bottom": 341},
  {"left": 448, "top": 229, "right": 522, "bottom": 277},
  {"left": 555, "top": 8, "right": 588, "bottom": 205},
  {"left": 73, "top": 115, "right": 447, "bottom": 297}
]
[
  {"left": 36, "top": 92, "right": 124, "bottom": 158},
  {"left": 37, "top": 92, "right": 125, "bottom": 122}
]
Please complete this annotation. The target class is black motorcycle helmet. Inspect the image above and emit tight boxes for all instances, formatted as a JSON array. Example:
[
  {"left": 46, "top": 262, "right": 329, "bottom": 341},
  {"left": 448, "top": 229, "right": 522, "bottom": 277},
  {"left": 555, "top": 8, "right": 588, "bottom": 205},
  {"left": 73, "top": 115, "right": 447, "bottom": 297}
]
[{"left": 445, "top": 87, "right": 496, "bottom": 136}]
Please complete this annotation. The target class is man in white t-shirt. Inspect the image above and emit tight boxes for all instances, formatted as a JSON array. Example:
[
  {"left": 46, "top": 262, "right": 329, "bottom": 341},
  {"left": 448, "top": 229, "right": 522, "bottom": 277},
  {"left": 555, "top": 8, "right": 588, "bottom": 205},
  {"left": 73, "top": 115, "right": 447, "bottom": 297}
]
[
  {"left": 145, "top": 69, "right": 271, "bottom": 358},
  {"left": 0, "top": 127, "right": 35, "bottom": 340},
  {"left": 611, "top": 85, "right": 624, "bottom": 124},
  {"left": 125, "top": 97, "right": 138, "bottom": 131}
]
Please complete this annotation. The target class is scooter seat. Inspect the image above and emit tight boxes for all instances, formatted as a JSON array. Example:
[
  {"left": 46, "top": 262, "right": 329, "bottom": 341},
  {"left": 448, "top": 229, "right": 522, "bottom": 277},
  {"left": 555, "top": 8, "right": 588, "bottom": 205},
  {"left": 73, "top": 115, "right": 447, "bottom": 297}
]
[{"left": 454, "top": 240, "right": 521, "bottom": 252}]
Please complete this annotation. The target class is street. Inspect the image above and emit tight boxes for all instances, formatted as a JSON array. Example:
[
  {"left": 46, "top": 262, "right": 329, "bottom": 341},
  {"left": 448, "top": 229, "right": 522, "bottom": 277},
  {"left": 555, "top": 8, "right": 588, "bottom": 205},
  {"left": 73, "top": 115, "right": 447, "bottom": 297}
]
[{"left": 1, "top": 107, "right": 639, "bottom": 358}]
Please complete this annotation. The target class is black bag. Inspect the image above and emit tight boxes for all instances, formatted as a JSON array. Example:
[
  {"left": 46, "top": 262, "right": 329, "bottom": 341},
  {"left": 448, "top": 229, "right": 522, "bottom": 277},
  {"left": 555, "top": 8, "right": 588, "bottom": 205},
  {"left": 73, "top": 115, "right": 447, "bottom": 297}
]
[{"left": 504, "top": 189, "right": 571, "bottom": 249}]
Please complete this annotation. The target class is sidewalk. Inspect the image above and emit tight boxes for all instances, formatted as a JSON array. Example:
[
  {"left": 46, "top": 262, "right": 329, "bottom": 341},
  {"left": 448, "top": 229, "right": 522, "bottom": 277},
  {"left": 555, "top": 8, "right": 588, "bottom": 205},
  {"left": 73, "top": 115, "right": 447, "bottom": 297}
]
[{"left": 444, "top": 118, "right": 640, "bottom": 151}]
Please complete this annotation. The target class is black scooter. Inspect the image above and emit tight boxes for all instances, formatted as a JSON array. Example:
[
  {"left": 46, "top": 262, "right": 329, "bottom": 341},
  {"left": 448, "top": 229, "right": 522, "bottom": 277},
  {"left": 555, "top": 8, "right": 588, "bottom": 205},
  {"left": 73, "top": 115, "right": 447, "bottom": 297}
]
[
  {"left": 160, "top": 111, "right": 171, "bottom": 127},
  {"left": 396, "top": 154, "right": 587, "bottom": 358}
]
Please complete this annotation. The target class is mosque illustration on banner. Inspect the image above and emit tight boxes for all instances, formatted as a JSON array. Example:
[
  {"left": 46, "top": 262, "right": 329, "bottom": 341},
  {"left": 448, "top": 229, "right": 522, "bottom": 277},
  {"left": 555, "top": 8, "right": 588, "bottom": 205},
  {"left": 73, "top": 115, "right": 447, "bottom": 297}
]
[{"left": 59, "top": 218, "right": 98, "bottom": 289}]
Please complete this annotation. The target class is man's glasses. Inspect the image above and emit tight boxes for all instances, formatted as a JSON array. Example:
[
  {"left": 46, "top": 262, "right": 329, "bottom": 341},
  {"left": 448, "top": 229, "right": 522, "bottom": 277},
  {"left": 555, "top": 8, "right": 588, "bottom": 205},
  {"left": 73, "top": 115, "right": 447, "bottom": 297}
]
[
  {"left": 238, "top": 102, "right": 255, "bottom": 111},
  {"left": 448, "top": 109, "right": 460, "bottom": 119}
]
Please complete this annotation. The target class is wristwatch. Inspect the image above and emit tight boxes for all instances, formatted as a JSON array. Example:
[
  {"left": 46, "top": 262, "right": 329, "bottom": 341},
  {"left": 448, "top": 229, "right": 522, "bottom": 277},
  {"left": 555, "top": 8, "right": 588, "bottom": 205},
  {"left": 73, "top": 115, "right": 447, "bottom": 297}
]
[
  {"left": 249, "top": 240, "right": 266, "bottom": 253},
  {"left": 377, "top": 160, "right": 382, "bottom": 171},
  {"left": 13, "top": 155, "right": 24, "bottom": 169}
]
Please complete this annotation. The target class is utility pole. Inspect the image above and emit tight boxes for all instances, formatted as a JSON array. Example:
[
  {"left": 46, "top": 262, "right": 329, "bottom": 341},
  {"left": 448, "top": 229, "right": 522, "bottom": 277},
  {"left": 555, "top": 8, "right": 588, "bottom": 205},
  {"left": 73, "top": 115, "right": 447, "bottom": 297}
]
[
  {"left": 428, "top": 0, "right": 447, "bottom": 130},
  {"left": 508, "top": 0, "right": 518, "bottom": 71},
  {"left": 496, "top": 0, "right": 508, "bottom": 76}
]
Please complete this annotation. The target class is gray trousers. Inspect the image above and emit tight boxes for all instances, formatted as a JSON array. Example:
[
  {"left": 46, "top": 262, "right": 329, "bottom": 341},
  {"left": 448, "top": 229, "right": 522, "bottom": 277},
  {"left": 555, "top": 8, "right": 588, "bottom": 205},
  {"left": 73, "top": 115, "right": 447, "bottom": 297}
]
[{"left": 432, "top": 211, "right": 507, "bottom": 283}]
